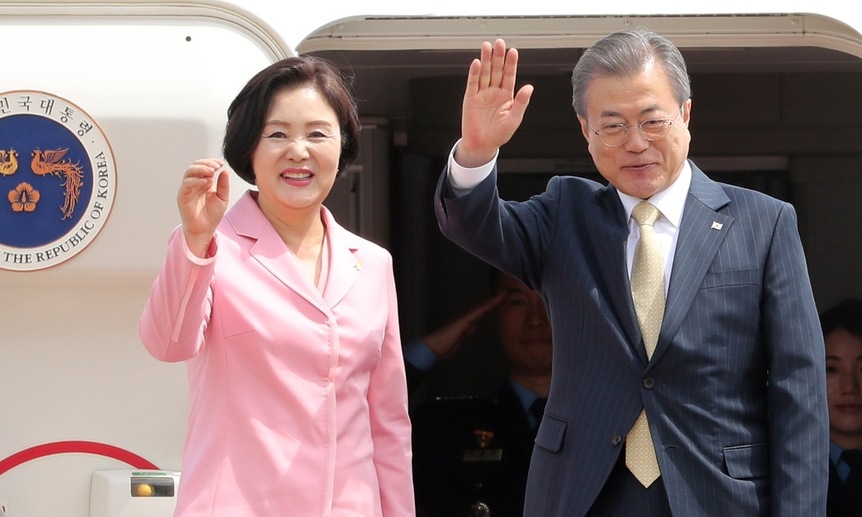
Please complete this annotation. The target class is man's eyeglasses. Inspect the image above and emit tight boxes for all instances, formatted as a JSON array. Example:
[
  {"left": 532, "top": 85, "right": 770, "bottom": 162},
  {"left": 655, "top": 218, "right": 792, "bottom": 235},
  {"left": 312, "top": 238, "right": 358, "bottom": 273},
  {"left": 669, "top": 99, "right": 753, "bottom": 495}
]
[{"left": 588, "top": 106, "right": 683, "bottom": 147}]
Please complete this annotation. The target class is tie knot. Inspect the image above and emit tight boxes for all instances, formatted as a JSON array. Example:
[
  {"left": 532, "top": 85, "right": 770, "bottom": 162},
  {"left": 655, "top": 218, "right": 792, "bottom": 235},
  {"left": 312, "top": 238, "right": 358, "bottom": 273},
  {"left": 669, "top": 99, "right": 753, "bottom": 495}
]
[{"left": 632, "top": 201, "right": 660, "bottom": 226}]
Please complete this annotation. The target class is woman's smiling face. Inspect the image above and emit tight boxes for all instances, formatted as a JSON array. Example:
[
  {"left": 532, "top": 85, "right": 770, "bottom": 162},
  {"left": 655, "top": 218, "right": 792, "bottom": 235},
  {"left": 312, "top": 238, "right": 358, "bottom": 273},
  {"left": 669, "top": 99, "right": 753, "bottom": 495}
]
[{"left": 252, "top": 85, "right": 342, "bottom": 219}]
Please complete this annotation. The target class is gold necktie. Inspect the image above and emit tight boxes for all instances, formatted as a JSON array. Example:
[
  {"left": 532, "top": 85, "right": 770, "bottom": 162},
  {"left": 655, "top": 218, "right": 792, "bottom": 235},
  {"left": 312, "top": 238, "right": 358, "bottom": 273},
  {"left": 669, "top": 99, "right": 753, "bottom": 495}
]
[{"left": 626, "top": 201, "right": 665, "bottom": 488}]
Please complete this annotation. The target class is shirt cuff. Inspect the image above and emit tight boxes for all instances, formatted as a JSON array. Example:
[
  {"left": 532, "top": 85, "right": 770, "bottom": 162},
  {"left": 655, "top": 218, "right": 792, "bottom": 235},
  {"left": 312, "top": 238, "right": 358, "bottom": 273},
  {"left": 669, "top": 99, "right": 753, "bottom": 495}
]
[{"left": 447, "top": 138, "right": 497, "bottom": 192}]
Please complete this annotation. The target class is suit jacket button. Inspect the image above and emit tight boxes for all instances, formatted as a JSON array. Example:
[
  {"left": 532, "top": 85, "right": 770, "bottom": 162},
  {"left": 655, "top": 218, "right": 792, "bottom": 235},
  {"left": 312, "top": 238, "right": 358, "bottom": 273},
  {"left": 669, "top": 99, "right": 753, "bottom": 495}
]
[
  {"left": 612, "top": 435, "right": 623, "bottom": 446},
  {"left": 643, "top": 377, "right": 655, "bottom": 389}
]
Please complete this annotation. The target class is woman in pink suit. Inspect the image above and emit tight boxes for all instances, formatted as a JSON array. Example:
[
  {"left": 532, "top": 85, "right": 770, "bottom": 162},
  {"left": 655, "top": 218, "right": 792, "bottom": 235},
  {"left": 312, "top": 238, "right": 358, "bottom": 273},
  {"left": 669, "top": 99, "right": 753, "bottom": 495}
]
[{"left": 139, "top": 56, "right": 414, "bottom": 517}]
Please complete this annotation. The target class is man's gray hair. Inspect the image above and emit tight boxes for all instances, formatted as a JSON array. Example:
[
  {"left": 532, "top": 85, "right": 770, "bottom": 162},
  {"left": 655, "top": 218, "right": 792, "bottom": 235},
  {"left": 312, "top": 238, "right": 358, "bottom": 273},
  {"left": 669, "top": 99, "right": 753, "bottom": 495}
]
[{"left": 571, "top": 27, "right": 691, "bottom": 117}]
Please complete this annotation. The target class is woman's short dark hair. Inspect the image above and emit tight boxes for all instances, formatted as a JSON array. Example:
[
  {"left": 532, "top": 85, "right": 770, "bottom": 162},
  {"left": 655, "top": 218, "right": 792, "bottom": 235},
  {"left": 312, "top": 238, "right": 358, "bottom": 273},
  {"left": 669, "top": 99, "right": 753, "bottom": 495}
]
[
  {"left": 820, "top": 298, "right": 862, "bottom": 341},
  {"left": 223, "top": 55, "right": 361, "bottom": 185}
]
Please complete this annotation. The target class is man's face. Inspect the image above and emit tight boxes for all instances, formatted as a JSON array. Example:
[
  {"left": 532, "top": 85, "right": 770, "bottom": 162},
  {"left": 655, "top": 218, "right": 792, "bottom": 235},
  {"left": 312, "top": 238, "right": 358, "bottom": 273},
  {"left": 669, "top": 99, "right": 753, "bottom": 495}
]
[
  {"left": 577, "top": 62, "right": 692, "bottom": 200},
  {"left": 496, "top": 275, "right": 553, "bottom": 377},
  {"left": 825, "top": 328, "right": 862, "bottom": 447}
]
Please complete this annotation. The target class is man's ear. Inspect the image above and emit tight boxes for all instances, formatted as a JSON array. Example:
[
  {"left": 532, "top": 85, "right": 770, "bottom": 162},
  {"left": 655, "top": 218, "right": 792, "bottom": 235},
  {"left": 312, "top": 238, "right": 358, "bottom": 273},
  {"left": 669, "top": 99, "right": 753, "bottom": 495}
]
[{"left": 577, "top": 115, "right": 591, "bottom": 143}]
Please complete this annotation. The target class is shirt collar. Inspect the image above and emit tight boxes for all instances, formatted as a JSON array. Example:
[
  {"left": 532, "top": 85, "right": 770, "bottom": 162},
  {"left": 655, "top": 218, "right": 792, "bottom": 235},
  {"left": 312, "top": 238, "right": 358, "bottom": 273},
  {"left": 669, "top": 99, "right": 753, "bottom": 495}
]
[
  {"left": 508, "top": 377, "right": 542, "bottom": 413},
  {"left": 617, "top": 160, "right": 692, "bottom": 228},
  {"left": 831, "top": 440, "right": 851, "bottom": 466}
]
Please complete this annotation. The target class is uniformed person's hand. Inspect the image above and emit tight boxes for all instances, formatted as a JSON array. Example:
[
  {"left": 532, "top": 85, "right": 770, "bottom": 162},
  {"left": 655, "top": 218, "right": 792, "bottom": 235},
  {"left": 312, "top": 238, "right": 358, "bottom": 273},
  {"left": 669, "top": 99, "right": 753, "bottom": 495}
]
[{"left": 421, "top": 292, "right": 506, "bottom": 360}]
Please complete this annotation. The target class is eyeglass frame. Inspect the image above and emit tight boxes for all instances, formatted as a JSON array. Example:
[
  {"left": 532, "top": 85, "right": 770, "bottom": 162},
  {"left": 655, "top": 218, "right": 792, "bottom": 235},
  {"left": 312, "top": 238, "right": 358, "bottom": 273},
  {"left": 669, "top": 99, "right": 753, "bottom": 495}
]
[{"left": 586, "top": 105, "right": 685, "bottom": 147}]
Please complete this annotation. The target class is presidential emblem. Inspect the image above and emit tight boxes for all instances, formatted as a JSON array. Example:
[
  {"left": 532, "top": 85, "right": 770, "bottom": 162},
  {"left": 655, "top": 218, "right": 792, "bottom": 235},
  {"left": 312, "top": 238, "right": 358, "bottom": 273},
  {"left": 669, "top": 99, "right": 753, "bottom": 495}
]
[{"left": 0, "top": 90, "right": 116, "bottom": 271}]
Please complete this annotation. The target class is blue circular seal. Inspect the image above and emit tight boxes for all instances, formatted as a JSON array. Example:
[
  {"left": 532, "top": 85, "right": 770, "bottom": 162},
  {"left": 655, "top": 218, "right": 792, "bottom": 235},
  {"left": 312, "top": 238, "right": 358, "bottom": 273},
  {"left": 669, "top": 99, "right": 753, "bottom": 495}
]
[{"left": 0, "top": 90, "right": 116, "bottom": 271}]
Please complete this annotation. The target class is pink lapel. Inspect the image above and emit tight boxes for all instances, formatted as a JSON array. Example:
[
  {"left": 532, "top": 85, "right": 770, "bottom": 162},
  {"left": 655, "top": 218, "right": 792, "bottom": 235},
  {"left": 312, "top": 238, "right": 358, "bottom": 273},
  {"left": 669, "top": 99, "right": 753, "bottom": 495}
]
[
  {"left": 319, "top": 206, "right": 361, "bottom": 308},
  {"left": 225, "top": 191, "right": 360, "bottom": 313}
]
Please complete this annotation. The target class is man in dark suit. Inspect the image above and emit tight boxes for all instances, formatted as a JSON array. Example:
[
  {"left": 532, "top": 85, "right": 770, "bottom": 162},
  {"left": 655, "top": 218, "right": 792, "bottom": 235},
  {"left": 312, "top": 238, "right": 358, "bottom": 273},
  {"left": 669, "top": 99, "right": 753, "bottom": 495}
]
[
  {"left": 407, "top": 271, "right": 552, "bottom": 516},
  {"left": 434, "top": 28, "right": 827, "bottom": 516},
  {"left": 822, "top": 299, "right": 862, "bottom": 516}
]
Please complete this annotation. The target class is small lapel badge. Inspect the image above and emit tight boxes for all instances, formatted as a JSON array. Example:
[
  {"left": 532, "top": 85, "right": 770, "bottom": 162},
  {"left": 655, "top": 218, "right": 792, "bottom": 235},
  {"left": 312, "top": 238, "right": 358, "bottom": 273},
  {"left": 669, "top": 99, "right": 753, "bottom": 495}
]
[
  {"left": 710, "top": 221, "right": 723, "bottom": 231},
  {"left": 353, "top": 261, "right": 361, "bottom": 271}
]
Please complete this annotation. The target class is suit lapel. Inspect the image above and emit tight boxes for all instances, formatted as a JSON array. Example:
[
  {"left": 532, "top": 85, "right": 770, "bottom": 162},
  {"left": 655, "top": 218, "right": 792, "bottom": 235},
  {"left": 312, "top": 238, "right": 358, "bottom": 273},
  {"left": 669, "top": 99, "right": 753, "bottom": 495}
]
[
  {"left": 319, "top": 207, "right": 361, "bottom": 308},
  {"left": 226, "top": 193, "right": 360, "bottom": 314},
  {"left": 652, "top": 163, "right": 732, "bottom": 362},
  {"left": 588, "top": 185, "right": 644, "bottom": 355}
]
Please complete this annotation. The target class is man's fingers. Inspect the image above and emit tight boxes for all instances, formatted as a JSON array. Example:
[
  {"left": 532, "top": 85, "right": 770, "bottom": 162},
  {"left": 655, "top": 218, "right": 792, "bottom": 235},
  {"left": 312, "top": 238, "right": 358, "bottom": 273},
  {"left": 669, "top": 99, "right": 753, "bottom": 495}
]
[
  {"left": 464, "top": 58, "right": 482, "bottom": 97},
  {"left": 501, "top": 46, "right": 520, "bottom": 94},
  {"left": 489, "top": 38, "right": 507, "bottom": 89},
  {"left": 477, "top": 40, "right": 493, "bottom": 89},
  {"left": 462, "top": 292, "right": 507, "bottom": 323},
  {"left": 510, "top": 84, "right": 535, "bottom": 121}
]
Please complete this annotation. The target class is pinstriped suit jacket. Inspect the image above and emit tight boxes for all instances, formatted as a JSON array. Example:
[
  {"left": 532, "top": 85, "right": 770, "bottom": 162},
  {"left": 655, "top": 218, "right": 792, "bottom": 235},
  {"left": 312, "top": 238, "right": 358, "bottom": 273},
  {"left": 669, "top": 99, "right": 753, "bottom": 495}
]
[{"left": 434, "top": 161, "right": 828, "bottom": 517}]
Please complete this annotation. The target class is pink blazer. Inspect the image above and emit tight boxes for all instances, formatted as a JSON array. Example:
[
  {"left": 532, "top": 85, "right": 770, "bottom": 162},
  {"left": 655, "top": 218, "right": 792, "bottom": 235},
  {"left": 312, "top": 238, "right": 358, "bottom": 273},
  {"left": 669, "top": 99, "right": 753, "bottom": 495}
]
[{"left": 140, "top": 191, "right": 414, "bottom": 517}]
